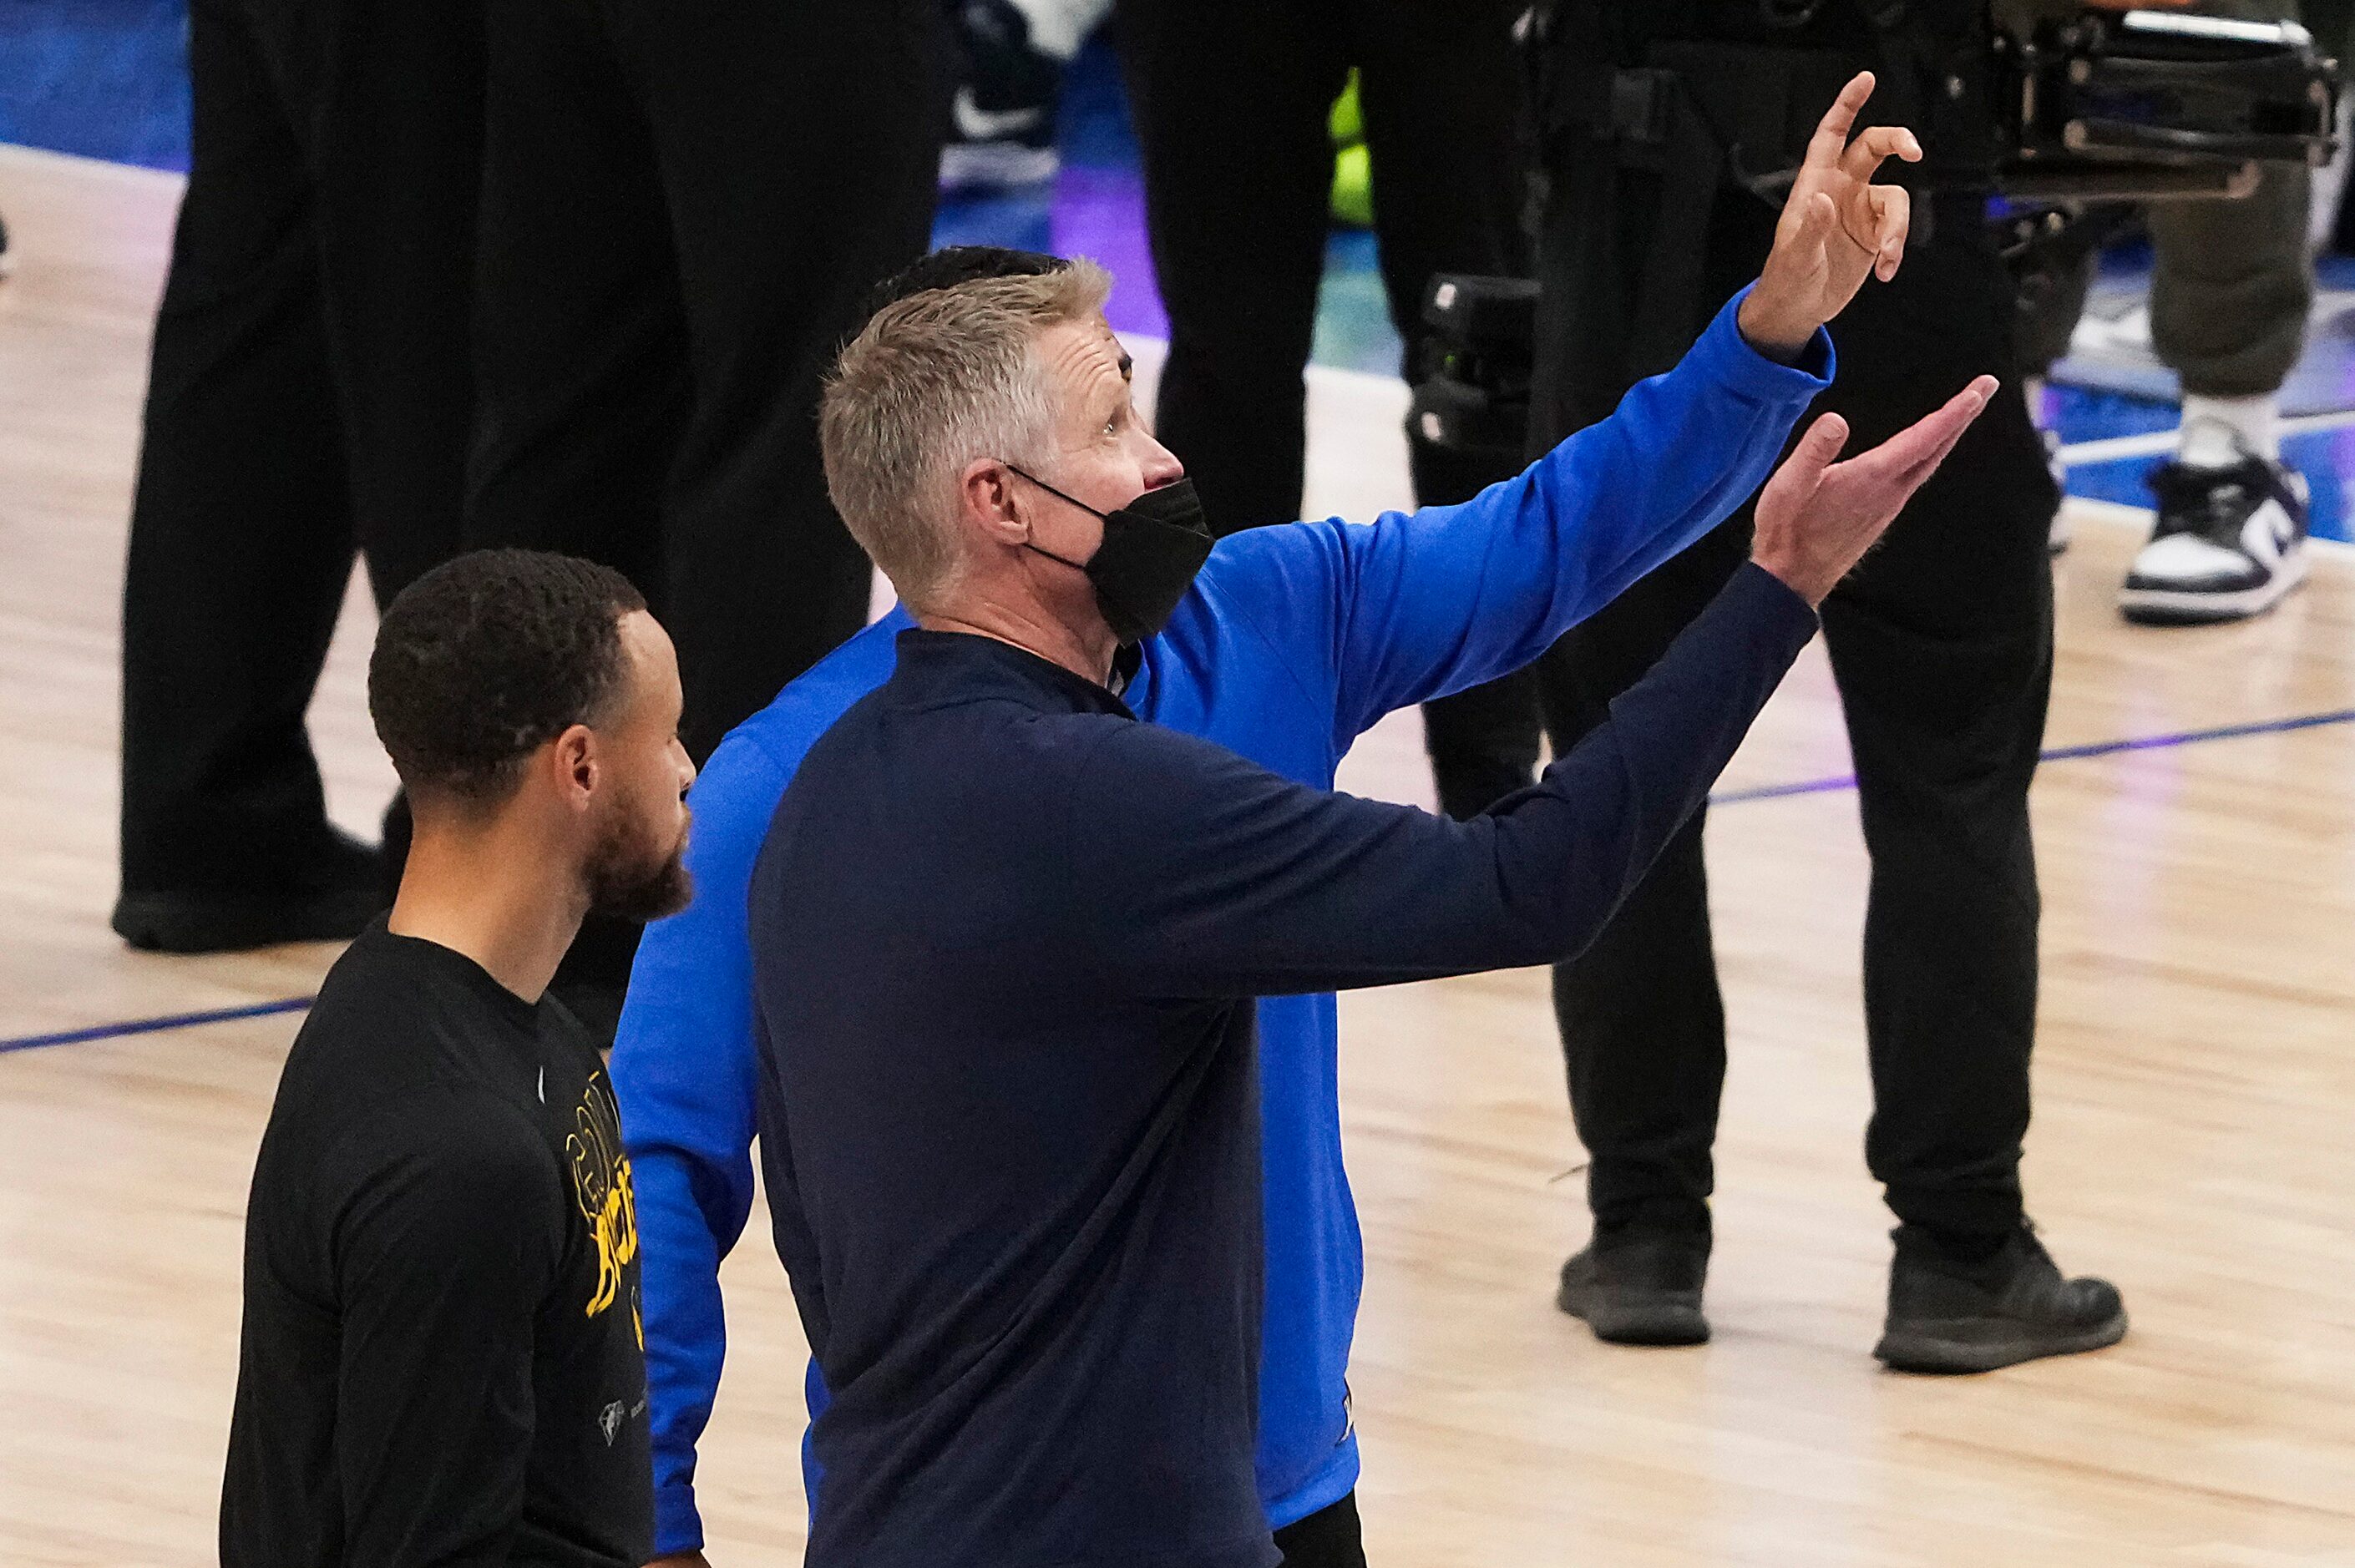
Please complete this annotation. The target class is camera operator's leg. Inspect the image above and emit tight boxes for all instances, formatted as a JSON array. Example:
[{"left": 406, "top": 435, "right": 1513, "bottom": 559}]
[
  {"left": 1814, "top": 220, "right": 2125, "bottom": 1373},
  {"left": 1351, "top": 0, "right": 1541, "bottom": 814},
  {"left": 2128, "top": 161, "right": 2314, "bottom": 623},
  {"left": 1116, "top": 0, "right": 1346, "bottom": 533},
  {"left": 1537, "top": 519, "right": 1750, "bottom": 1346}
]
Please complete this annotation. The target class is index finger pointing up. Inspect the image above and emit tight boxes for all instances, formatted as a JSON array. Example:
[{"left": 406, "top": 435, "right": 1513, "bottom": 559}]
[{"left": 1805, "top": 71, "right": 1877, "bottom": 171}]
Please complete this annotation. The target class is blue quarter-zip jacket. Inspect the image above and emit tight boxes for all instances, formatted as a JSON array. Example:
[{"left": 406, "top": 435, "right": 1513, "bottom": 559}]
[{"left": 610, "top": 291, "right": 1831, "bottom": 1553}]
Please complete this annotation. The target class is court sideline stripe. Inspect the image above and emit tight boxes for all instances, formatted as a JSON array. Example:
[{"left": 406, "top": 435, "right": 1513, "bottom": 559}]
[
  {"left": 0, "top": 995, "right": 314, "bottom": 1055},
  {"left": 1711, "top": 704, "right": 2355, "bottom": 803},
  {"left": 6, "top": 705, "right": 2352, "bottom": 1057}
]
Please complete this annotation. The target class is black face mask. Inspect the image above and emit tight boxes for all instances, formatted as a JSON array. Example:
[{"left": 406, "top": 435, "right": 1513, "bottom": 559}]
[{"left": 1007, "top": 468, "right": 1213, "bottom": 645}]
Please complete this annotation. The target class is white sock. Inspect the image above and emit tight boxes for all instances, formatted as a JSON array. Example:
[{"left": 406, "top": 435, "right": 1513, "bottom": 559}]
[
  {"left": 2178, "top": 393, "right": 2280, "bottom": 467},
  {"left": 1000, "top": 0, "right": 1109, "bottom": 60}
]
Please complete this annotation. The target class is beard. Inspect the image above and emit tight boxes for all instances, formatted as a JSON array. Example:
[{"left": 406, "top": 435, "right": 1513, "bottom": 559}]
[{"left": 585, "top": 797, "right": 693, "bottom": 923}]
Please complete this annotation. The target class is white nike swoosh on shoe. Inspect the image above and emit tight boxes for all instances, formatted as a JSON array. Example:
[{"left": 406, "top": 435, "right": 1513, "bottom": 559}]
[{"left": 954, "top": 87, "right": 1046, "bottom": 141}]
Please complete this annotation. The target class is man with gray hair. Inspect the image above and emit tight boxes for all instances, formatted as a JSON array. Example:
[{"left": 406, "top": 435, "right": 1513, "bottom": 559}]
[{"left": 636, "top": 76, "right": 1978, "bottom": 1563}]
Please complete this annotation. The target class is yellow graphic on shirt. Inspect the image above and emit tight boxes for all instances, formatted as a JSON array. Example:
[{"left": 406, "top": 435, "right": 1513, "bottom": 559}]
[{"left": 566, "top": 1076, "right": 641, "bottom": 1344}]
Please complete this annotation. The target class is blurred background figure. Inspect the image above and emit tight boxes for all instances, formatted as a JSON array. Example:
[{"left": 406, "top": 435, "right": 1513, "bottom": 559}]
[
  {"left": 112, "top": 0, "right": 483, "bottom": 953},
  {"left": 2027, "top": 0, "right": 2352, "bottom": 625},
  {"left": 1115, "top": 0, "right": 1545, "bottom": 822},
  {"left": 942, "top": 0, "right": 1114, "bottom": 195},
  {"left": 463, "top": 0, "right": 949, "bottom": 1029}
]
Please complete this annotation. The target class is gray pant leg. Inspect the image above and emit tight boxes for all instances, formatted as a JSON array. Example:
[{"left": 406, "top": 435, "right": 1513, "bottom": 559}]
[{"left": 2148, "top": 161, "right": 2313, "bottom": 397}]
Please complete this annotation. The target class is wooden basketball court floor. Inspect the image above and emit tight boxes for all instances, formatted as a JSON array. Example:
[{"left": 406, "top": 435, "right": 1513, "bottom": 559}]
[{"left": 3, "top": 142, "right": 2352, "bottom": 1565}]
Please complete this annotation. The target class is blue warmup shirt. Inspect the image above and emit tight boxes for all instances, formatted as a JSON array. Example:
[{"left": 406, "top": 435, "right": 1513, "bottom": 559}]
[
  {"left": 752, "top": 567, "right": 1818, "bottom": 1568},
  {"left": 610, "top": 291, "right": 1831, "bottom": 1555}
]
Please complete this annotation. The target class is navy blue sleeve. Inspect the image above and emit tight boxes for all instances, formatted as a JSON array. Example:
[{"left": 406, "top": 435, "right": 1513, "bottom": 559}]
[
  {"left": 1072, "top": 564, "right": 1818, "bottom": 997},
  {"left": 1198, "top": 287, "right": 1832, "bottom": 751},
  {"left": 610, "top": 731, "right": 793, "bottom": 1555}
]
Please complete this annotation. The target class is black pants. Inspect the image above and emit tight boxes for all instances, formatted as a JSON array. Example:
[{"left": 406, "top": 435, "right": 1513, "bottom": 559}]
[
  {"left": 1273, "top": 1492, "right": 1367, "bottom": 1568},
  {"left": 119, "top": 0, "right": 479, "bottom": 893},
  {"left": 1533, "top": 185, "right": 2059, "bottom": 1242},
  {"left": 1113, "top": 0, "right": 1542, "bottom": 815},
  {"left": 468, "top": 0, "right": 946, "bottom": 761}
]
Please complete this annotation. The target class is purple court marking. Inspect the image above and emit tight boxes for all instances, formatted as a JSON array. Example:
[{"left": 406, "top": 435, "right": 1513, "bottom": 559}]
[
  {"left": 1710, "top": 706, "right": 2355, "bottom": 805},
  {"left": 5, "top": 707, "right": 2351, "bottom": 1058},
  {"left": 0, "top": 994, "right": 315, "bottom": 1056}
]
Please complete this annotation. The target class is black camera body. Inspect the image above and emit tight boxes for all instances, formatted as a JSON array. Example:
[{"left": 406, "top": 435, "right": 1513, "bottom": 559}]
[{"left": 1995, "top": 8, "right": 2338, "bottom": 204}]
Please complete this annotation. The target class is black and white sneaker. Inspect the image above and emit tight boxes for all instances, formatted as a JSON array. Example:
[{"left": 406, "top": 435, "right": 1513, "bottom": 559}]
[
  {"left": 940, "top": 0, "right": 1063, "bottom": 195},
  {"left": 2120, "top": 443, "right": 2310, "bottom": 625}
]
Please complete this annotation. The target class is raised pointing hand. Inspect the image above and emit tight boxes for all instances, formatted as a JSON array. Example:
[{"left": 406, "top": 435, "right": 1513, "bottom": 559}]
[{"left": 1737, "top": 72, "right": 1924, "bottom": 357}]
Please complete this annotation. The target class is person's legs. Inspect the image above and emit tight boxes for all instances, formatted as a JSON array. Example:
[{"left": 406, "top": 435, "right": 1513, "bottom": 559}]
[
  {"left": 622, "top": 0, "right": 945, "bottom": 756},
  {"left": 1811, "top": 220, "right": 2055, "bottom": 1245},
  {"left": 2125, "top": 160, "right": 2315, "bottom": 622},
  {"left": 306, "top": 0, "right": 483, "bottom": 610},
  {"left": 1811, "top": 204, "right": 2123, "bottom": 1373},
  {"left": 2106, "top": 0, "right": 2317, "bottom": 621},
  {"left": 1116, "top": 0, "right": 1347, "bottom": 534},
  {"left": 1348, "top": 0, "right": 1544, "bottom": 815},
  {"left": 115, "top": 0, "right": 377, "bottom": 949},
  {"left": 467, "top": 0, "right": 685, "bottom": 601},
  {"left": 1271, "top": 1493, "right": 1366, "bottom": 1568}
]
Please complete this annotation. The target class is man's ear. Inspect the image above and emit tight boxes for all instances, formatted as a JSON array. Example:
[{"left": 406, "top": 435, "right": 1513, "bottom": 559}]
[
  {"left": 958, "top": 458, "right": 1026, "bottom": 546},
  {"left": 550, "top": 723, "right": 599, "bottom": 812}
]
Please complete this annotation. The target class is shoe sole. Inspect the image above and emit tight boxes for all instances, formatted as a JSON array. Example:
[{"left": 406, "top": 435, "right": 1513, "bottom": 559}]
[
  {"left": 1556, "top": 1278, "right": 1710, "bottom": 1347},
  {"left": 1873, "top": 1308, "right": 2127, "bottom": 1375},
  {"left": 112, "top": 886, "right": 387, "bottom": 954},
  {"left": 2119, "top": 548, "right": 2307, "bottom": 625},
  {"left": 939, "top": 143, "right": 1059, "bottom": 193}
]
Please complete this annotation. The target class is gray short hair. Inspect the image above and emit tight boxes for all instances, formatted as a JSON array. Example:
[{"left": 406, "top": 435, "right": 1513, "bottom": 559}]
[{"left": 820, "top": 260, "right": 1115, "bottom": 608}]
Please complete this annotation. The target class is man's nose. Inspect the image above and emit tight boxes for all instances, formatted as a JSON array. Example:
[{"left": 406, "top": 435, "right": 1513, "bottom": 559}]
[{"left": 1140, "top": 433, "right": 1185, "bottom": 488}]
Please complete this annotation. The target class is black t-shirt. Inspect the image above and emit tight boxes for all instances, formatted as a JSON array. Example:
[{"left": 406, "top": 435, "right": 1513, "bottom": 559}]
[{"left": 221, "top": 921, "right": 651, "bottom": 1568}]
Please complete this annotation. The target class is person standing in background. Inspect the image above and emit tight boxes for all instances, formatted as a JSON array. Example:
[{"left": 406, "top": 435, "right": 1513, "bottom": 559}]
[
  {"left": 1529, "top": 0, "right": 2125, "bottom": 1373},
  {"left": 114, "top": 0, "right": 481, "bottom": 953},
  {"left": 464, "top": 0, "right": 948, "bottom": 1029},
  {"left": 2025, "top": 0, "right": 2347, "bottom": 625},
  {"left": 1114, "top": 0, "right": 1547, "bottom": 820}
]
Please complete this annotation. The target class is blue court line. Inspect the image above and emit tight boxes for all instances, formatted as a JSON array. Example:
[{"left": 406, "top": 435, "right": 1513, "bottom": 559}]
[
  {"left": 0, "top": 994, "right": 315, "bottom": 1055},
  {"left": 4, "top": 705, "right": 2351, "bottom": 1057},
  {"left": 1710, "top": 705, "right": 2355, "bottom": 805}
]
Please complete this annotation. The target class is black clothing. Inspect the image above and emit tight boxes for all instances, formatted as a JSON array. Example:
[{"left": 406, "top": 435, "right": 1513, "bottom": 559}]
[
  {"left": 748, "top": 570, "right": 1816, "bottom": 1566},
  {"left": 468, "top": 0, "right": 946, "bottom": 762},
  {"left": 222, "top": 922, "right": 651, "bottom": 1568},
  {"left": 1273, "top": 1493, "right": 1367, "bottom": 1568},
  {"left": 1530, "top": 8, "right": 2060, "bottom": 1240},
  {"left": 119, "top": 0, "right": 478, "bottom": 898},
  {"left": 1112, "top": 0, "right": 1541, "bottom": 814}
]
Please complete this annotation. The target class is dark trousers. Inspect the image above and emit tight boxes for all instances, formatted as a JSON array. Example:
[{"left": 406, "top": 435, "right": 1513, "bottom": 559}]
[
  {"left": 119, "top": 0, "right": 479, "bottom": 892},
  {"left": 1273, "top": 1492, "right": 1367, "bottom": 1568},
  {"left": 468, "top": 0, "right": 946, "bottom": 762},
  {"left": 1533, "top": 184, "right": 2059, "bottom": 1242},
  {"left": 1113, "top": 0, "right": 1542, "bottom": 814}
]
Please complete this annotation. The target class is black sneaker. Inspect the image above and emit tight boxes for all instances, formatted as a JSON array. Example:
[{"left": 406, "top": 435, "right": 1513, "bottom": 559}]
[
  {"left": 940, "top": 0, "right": 1063, "bottom": 194},
  {"left": 0, "top": 207, "right": 13, "bottom": 279},
  {"left": 2120, "top": 443, "right": 2309, "bottom": 625},
  {"left": 1875, "top": 1223, "right": 2126, "bottom": 1375},
  {"left": 1556, "top": 1230, "right": 1710, "bottom": 1346},
  {"left": 113, "top": 825, "right": 388, "bottom": 953}
]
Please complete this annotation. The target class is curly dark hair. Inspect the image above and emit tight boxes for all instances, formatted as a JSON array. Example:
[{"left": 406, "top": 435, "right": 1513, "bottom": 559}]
[
  {"left": 853, "top": 245, "right": 1070, "bottom": 328},
  {"left": 367, "top": 549, "right": 649, "bottom": 805}
]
